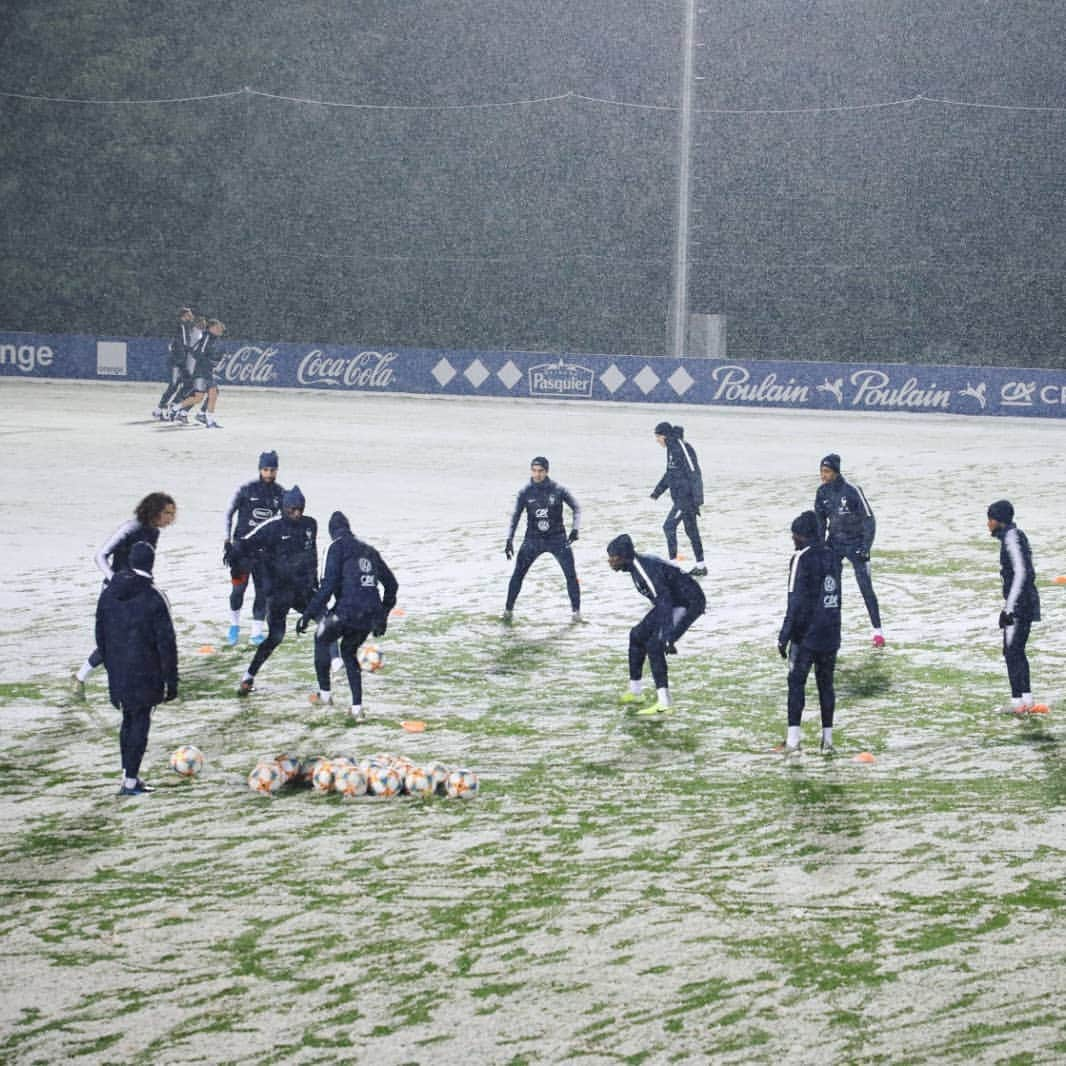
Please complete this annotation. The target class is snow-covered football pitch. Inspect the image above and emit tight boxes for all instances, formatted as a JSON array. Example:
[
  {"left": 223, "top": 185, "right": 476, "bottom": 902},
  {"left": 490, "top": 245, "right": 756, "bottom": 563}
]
[{"left": 1, "top": 377, "right": 1064, "bottom": 1064}]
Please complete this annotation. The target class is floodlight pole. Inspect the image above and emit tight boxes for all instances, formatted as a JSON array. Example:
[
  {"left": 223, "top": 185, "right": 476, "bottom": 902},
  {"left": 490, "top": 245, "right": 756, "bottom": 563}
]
[{"left": 668, "top": 0, "right": 698, "bottom": 358}]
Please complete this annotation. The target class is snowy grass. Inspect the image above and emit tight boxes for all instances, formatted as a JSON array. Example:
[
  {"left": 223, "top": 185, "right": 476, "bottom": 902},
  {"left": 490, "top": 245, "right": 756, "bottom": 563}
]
[{"left": 1, "top": 379, "right": 1065, "bottom": 1063}]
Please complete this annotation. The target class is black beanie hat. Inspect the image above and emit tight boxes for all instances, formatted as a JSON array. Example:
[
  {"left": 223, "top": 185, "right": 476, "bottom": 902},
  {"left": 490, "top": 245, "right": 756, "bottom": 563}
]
[
  {"left": 531, "top": 456, "right": 549, "bottom": 470},
  {"left": 654, "top": 421, "right": 673, "bottom": 437},
  {"left": 987, "top": 499, "right": 1014, "bottom": 525},
  {"left": 259, "top": 450, "right": 279, "bottom": 470},
  {"left": 820, "top": 453, "right": 841, "bottom": 473},
  {"left": 129, "top": 541, "right": 156, "bottom": 575},
  {"left": 791, "top": 511, "right": 820, "bottom": 542},
  {"left": 328, "top": 511, "right": 351, "bottom": 538},
  {"left": 607, "top": 533, "right": 636, "bottom": 559}
]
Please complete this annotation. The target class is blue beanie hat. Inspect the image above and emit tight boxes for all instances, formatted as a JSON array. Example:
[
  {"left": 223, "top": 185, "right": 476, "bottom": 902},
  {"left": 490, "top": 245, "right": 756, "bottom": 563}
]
[
  {"left": 791, "top": 511, "right": 820, "bottom": 542},
  {"left": 820, "top": 453, "right": 841, "bottom": 473},
  {"left": 987, "top": 499, "right": 1014, "bottom": 525},
  {"left": 259, "top": 450, "right": 279, "bottom": 470},
  {"left": 607, "top": 533, "right": 636, "bottom": 559},
  {"left": 531, "top": 456, "right": 549, "bottom": 470},
  {"left": 283, "top": 485, "right": 305, "bottom": 511}
]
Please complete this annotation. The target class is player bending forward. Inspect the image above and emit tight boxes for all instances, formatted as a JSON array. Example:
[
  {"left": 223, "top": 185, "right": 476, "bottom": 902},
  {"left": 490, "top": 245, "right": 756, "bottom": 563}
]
[
  {"left": 607, "top": 533, "right": 705, "bottom": 716},
  {"left": 298, "top": 511, "right": 398, "bottom": 723}
]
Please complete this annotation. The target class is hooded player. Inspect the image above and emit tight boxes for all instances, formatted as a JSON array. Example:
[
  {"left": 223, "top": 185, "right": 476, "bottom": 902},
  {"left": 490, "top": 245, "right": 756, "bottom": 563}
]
[
  {"left": 650, "top": 423, "right": 706, "bottom": 576},
  {"left": 607, "top": 533, "right": 705, "bottom": 715},
  {"left": 777, "top": 511, "right": 842, "bottom": 756},
  {"left": 298, "top": 511, "right": 398, "bottom": 722}
]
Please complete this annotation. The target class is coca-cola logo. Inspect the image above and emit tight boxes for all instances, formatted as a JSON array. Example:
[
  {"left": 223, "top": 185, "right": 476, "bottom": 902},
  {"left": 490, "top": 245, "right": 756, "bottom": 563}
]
[
  {"left": 297, "top": 350, "right": 397, "bottom": 389},
  {"left": 215, "top": 346, "right": 279, "bottom": 384}
]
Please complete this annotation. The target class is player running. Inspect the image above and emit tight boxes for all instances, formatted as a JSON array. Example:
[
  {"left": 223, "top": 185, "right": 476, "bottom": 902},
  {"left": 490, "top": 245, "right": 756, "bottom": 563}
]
[
  {"left": 152, "top": 307, "right": 195, "bottom": 420},
  {"left": 650, "top": 422, "right": 706, "bottom": 576}
]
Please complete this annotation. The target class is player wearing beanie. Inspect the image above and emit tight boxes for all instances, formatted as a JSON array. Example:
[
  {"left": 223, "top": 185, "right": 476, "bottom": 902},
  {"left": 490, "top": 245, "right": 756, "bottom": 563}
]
[
  {"left": 222, "top": 451, "right": 285, "bottom": 646},
  {"left": 650, "top": 423, "right": 706, "bottom": 576}
]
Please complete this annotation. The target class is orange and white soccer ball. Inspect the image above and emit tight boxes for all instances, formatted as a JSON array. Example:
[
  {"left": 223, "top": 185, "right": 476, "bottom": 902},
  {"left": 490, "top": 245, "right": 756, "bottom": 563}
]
[
  {"left": 248, "top": 761, "right": 283, "bottom": 795},
  {"left": 357, "top": 643, "right": 385, "bottom": 673},
  {"left": 426, "top": 762, "right": 450, "bottom": 795},
  {"left": 273, "top": 753, "right": 301, "bottom": 785},
  {"left": 367, "top": 763, "right": 402, "bottom": 797},
  {"left": 169, "top": 744, "right": 204, "bottom": 777},
  {"left": 403, "top": 766, "right": 434, "bottom": 798},
  {"left": 445, "top": 768, "right": 479, "bottom": 800},
  {"left": 311, "top": 760, "right": 337, "bottom": 794},
  {"left": 334, "top": 764, "right": 368, "bottom": 798}
]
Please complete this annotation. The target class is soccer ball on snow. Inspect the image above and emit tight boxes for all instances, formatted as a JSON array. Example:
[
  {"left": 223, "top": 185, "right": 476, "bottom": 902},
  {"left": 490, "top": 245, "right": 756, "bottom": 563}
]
[
  {"left": 445, "top": 768, "right": 479, "bottom": 800},
  {"left": 367, "top": 763, "right": 403, "bottom": 797},
  {"left": 403, "top": 766, "right": 434, "bottom": 798},
  {"left": 169, "top": 744, "right": 204, "bottom": 777},
  {"left": 273, "top": 753, "right": 301, "bottom": 785},
  {"left": 357, "top": 643, "right": 385, "bottom": 673},
  {"left": 426, "top": 762, "right": 450, "bottom": 794},
  {"left": 311, "top": 760, "right": 338, "bottom": 794},
  {"left": 334, "top": 764, "right": 368, "bottom": 798},
  {"left": 247, "top": 761, "right": 283, "bottom": 795}
]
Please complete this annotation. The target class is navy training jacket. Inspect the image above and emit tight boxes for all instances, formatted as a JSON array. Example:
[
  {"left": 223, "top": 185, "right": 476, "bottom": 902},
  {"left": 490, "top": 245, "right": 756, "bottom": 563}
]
[
  {"left": 304, "top": 529, "right": 398, "bottom": 628},
  {"left": 778, "top": 542, "right": 842, "bottom": 653},
  {"left": 627, "top": 552, "right": 706, "bottom": 638}
]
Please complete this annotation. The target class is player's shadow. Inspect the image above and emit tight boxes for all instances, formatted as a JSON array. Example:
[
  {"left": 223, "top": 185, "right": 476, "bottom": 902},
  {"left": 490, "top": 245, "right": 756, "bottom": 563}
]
[{"left": 835, "top": 654, "right": 892, "bottom": 701}]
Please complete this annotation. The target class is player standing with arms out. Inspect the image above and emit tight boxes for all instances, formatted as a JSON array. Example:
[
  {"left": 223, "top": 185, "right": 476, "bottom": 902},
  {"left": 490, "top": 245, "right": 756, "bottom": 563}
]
[
  {"left": 503, "top": 456, "right": 582, "bottom": 623},
  {"left": 987, "top": 499, "right": 1042, "bottom": 715},
  {"left": 814, "top": 452, "right": 884, "bottom": 647},
  {"left": 776, "top": 511, "right": 842, "bottom": 757},
  {"left": 71, "top": 493, "right": 177, "bottom": 700},
  {"left": 606, "top": 533, "right": 705, "bottom": 715},
  {"left": 223, "top": 450, "right": 285, "bottom": 647},
  {"left": 153, "top": 307, "right": 195, "bottom": 420},
  {"left": 650, "top": 423, "right": 706, "bottom": 576},
  {"left": 236, "top": 486, "right": 321, "bottom": 697},
  {"left": 298, "top": 511, "right": 398, "bottom": 722},
  {"left": 95, "top": 541, "right": 178, "bottom": 795}
]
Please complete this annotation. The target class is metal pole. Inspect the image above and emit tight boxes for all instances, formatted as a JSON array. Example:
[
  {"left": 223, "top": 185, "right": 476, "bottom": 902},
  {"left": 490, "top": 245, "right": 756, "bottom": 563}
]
[{"left": 669, "top": 0, "right": 697, "bottom": 358}]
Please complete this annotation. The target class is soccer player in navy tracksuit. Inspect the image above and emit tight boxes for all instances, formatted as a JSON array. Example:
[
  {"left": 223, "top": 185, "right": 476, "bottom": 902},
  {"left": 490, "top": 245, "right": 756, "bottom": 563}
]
[
  {"left": 814, "top": 452, "right": 884, "bottom": 647},
  {"left": 71, "top": 492, "right": 177, "bottom": 700},
  {"left": 987, "top": 499, "right": 1041, "bottom": 715},
  {"left": 607, "top": 533, "right": 705, "bottom": 715},
  {"left": 236, "top": 486, "right": 319, "bottom": 696},
  {"left": 95, "top": 541, "right": 179, "bottom": 795},
  {"left": 650, "top": 422, "right": 706, "bottom": 576},
  {"left": 153, "top": 307, "right": 195, "bottom": 419},
  {"left": 298, "top": 511, "right": 399, "bottom": 722},
  {"left": 777, "top": 510, "right": 842, "bottom": 756},
  {"left": 503, "top": 456, "right": 582, "bottom": 622},
  {"left": 223, "top": 450, "right": 285, "bottom": 647},
  {"left": 171, "top": 319, "right": 225, "bottom": 426}
]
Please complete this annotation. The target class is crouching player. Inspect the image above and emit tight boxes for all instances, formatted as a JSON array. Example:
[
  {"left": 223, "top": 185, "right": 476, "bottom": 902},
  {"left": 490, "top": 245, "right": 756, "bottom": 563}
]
[
  {"left": 297, "top": 511, "right": 398, "bottom": 723},
  {"left": 607, "top": 533, "right": 705, "bottom": 715}
]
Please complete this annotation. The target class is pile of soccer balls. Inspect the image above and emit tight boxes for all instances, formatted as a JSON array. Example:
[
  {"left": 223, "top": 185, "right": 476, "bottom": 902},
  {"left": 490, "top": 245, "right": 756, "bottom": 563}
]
[{"left": 246, "top": 751, "right": 479, "bottom": 800}]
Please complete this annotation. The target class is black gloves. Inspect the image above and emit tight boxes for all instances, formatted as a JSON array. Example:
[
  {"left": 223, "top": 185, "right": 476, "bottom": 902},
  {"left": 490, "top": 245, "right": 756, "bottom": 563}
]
[
  {"left": 372, "top": 618, "right": 388, "bottom": 637},
  {"left": 664, "top": 641, "right": 677, "bottom": 656},
  {"left": 568, "top": 529, "right": 579, "bottom": 543},
  {"left": 164, "top": 685, "right": 178, "bottom": 702},
  {"left": 778, "top": 641, "right": 789, "bottom": 659},
  {"left": 999, "top": 610, "right": 1015, "bottom": 629},
  {"left": 222, "top": 540, "right": 233, "bottom": 566},
  {"left": 855, "top": 547, "right": 870, "bottom": 563},
  {"left": 296, "top": 615, "right": 310, "bottom": 635},
  {"left": 505, "top": 539, "right": 514, "bottom": 560}
]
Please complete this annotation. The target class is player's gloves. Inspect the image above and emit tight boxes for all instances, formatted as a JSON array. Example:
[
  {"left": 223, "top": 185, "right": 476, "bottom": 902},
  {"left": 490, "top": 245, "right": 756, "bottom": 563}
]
[
  {"left": 854, "top": 547, "right": 870, "bottom": 562},
  {"left": 778, "top": 641, "right": 789, "bottom": 659},
  {"left": 372, "top": 617, "right": 388, "bottom": 638},
  {"left": 665, "top": 641, "right": 677, "bottom": 656},
  {"left": 999, "top": 610, "right": 1014, "bottom": 629},
  {"left": 222, "top": 540, "right": 233, "bottom": 566},
  {"left": 296, "top": 615, "right": 311, "bottom": 635},
  {"left": 164, "top": 684, "right": 178, "bottom": 702},
  {"left": 568, "top": 529, "right": 579, "bottom": 543},
  {"left": 505, "top": 539, "right": 514, "bottom": 560}
]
